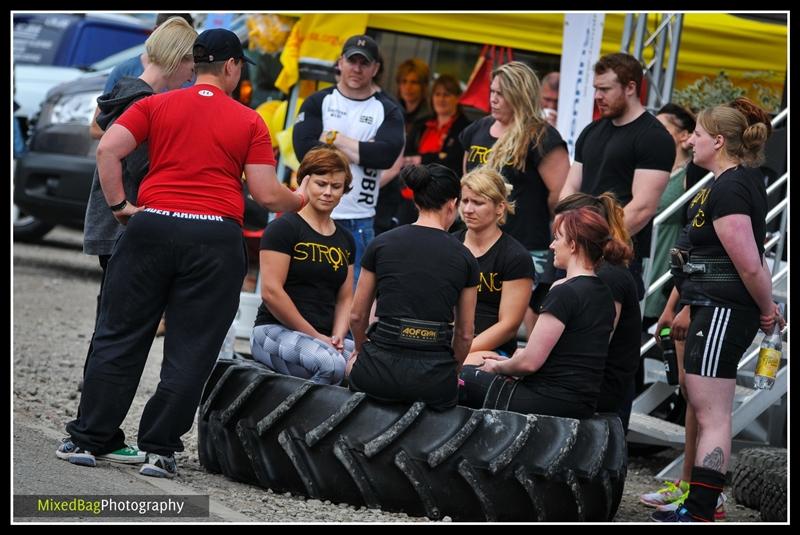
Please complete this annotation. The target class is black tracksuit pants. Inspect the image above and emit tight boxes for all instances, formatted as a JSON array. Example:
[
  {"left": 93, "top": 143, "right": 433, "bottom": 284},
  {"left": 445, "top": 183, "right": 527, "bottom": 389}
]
[{"left": 67, "top": 211, "right": 246, "bottom": 456}]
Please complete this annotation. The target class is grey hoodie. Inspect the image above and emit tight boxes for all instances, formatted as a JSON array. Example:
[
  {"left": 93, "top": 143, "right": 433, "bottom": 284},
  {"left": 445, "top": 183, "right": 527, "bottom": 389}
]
[{"left": 83, "top": 77, "right": 153, "bottom": 256}]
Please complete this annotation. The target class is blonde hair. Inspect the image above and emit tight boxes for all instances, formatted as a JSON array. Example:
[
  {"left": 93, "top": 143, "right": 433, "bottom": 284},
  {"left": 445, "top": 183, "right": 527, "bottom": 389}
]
[
  {"left": 460, "top": 167, "right": 515, "bottom": 225},
  {"left": 697, "top": 105, "right": 770, "bottom": 167},
  {"left": 486, "top": 61, "right": 547, "bottom": 173},
  {"left": 145, "top": 17, "right": 197, "bottom": 77}
]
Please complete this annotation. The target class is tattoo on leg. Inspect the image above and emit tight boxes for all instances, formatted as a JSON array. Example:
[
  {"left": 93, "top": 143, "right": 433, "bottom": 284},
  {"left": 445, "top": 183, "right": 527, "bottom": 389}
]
[{"left": 703, "top": 447, "right": 725, "bottom": 472}]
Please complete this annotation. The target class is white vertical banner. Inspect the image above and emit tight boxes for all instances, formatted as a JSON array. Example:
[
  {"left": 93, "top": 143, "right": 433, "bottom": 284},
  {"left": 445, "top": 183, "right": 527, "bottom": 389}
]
[{"left": 557, "top": 13, "right": 605, "bottom": 161}]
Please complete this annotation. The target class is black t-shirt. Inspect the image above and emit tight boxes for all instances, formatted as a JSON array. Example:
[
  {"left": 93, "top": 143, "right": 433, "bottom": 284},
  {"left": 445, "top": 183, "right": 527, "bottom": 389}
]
[
  {"left": 255, "top": 213, "right": 355, "bottom": 335},
  {"left": 575, "top": 112, "right": 675, "bottom": 258},
  {"left": 363, "top": 225, "right": 480, "bottom": 323},
  {"left": 459, "top": 117, "right": 566, "bottom": 250},
  {"left": 455, "top": 230, "right": 534, "bottom": 354},
  {"left": 681, "top": 166, "right": 767, "bottom": 310},
  {"left": 523, "top": 276, "right": 615, "bottom": 407},
  {"left": 596, "top": 262, "right": 642, "bottom": 413}
]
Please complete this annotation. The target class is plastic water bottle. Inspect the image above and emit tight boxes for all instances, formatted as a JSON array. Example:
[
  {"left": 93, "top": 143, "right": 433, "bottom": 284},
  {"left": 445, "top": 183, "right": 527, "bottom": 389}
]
[
  {"left": 659, "top": 327, "right": 680, "bottom": 386},
  {"left": 218, "top": 319, "right": 238, "bottom": 360},
  {"left": 754, "top": 324, "right": 782, "bottom": 390}
]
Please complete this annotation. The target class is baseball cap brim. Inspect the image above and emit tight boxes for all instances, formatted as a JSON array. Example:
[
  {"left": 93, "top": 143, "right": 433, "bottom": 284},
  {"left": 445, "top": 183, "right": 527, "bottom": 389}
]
[{"left": 344, "top": 49, "right": 376, "bottom": 63}]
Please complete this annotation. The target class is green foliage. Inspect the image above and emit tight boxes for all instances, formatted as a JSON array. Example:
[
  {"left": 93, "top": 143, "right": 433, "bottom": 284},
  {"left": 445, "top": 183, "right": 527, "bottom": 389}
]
[{"left": 672, "top": 71, "right": 780, "bottom": 113}]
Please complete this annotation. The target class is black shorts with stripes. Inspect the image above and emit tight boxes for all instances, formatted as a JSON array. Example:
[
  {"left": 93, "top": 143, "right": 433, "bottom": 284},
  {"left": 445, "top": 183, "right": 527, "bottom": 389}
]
[{"left": 684, "top": 305, "right": 760, "bottom": 379}]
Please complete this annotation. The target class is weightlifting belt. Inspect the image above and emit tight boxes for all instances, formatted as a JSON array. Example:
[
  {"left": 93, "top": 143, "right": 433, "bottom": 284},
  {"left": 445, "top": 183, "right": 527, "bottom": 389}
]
[
  {"left": 368, "top": 317, "right": 453, "bottom": 348},
  {"left": 684, "top": 253, "right": 740, "bottom": 282}
]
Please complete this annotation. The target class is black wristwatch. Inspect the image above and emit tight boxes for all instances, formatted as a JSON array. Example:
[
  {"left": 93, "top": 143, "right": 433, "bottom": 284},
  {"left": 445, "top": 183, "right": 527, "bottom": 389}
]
[{"left": 109, "top": 199, "right": 128, "bottom": 212}]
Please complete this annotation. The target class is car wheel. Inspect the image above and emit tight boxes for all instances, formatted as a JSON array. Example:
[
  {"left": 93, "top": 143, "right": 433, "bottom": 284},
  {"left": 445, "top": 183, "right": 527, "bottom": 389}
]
[{"left": 13, "top": 203, "right": 54, "bottom": 242}]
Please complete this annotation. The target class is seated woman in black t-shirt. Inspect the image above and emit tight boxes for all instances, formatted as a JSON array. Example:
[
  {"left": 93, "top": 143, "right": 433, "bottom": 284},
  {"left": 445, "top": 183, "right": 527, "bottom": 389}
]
[
  {"left": 460, "top": 207, "right": 632, "bottom": 419},
  {"left": 554, "top": 192, "right": 639, "bottom": 431},
  {"left": 347, "top": 164, "right": 480, "bottom": 410},
  {"left": 455, "top": 167, "right": 533, "bottom": 359},
  {"left": 251, "top": 146, "right": 356, "bottom": 385}
]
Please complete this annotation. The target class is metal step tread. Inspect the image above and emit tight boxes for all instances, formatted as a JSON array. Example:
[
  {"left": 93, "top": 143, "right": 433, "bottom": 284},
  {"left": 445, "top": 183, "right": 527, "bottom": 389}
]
[
  {"left": 735, "top": 384, "right": 755, "bottom": 401},
  {"left": 628, "top": 412, "right": 685, "bottom": 446}
]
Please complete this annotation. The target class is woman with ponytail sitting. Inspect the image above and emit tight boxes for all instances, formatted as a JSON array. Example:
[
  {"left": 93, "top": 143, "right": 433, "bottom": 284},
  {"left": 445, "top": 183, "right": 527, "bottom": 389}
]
[
  {"left": 348, "top": 163, "right": 480, "bottom": 410},
  {"left": 459, "top": 206, "right": 632, "bottom": 419}
]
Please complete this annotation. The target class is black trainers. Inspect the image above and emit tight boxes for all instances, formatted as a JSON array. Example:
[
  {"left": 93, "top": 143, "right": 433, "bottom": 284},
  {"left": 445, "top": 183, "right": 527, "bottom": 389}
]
[
  {"left": 55, "top": 438, "right": 96, "bottom": 467},
  {"left": 139, "top": 453, "right": 177, "bottom": 478},
  {"left": 651, "top": 506, "right": 701, "bottom": 522}
]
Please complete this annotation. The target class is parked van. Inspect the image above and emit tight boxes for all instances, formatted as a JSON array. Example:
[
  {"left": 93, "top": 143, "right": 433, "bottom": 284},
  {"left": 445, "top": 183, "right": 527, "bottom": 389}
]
[{"left": 13, "top": 13, "right": 151, "bottom": 124}]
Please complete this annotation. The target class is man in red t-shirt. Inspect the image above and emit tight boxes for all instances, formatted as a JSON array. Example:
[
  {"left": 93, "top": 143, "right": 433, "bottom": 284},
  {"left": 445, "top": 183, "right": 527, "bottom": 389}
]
[{"left": 59, "top": 29, "right": 309, "bottom": 479}]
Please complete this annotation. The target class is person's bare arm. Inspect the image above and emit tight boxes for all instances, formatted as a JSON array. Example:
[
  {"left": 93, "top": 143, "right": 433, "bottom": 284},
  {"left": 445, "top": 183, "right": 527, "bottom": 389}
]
[
  {"left": 559, "top": 161, "right": 583, "bottom": 200},
  {"left": 350, "top": 268, "right": 378, "bottom": 353},
  {"left": 323, "top": 130, "right": 361, "bottom": 165},
  {"left": 538, "top": 145, "right": 570, "bottom": 216},
  {"left": 96, "top": 123, "right": 142, "bottom": 224},
  {"left": 259, "top": 250, "right": 327, "bottom": 340},
  {"left": 331, "top": 265, "right": 355, "bottom": 347},
  {"left": 452, "top": 285, "right": 478, "bottom": 368},
  {"left": 715, "top": 214, "right": 776, "bottom": 326},
  {"left": 90, "top": 107, "right": 104, "bottom": 140},
  {"left": 245, "top": 164, "right": 308, "bottom": 213},
  {"left": 469, "top": 278, "right": 531, "bottom": 352},
  {"left": 481, "top": 312, "right": 565, "bottom": 375},
  {"left": 624, "top": 168, "right": 670, "bottom": 236}
]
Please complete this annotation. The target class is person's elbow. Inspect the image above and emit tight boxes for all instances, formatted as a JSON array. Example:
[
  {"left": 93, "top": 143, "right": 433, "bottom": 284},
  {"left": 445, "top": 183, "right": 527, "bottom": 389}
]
[
  {"left": 95, "top": 140, "right": 116, "bottom": 164},
  {"left": 260, "top": 281, "right": 284, "bottom": 306},
  {"left": 736, "top": 261, "right": 766, "bottom": 281},
  {"left": 453, "top": 325, "right": 474, "bottom": 347},
  {"left": 350, "top": 306, "right": 367, "bottom": 329}
]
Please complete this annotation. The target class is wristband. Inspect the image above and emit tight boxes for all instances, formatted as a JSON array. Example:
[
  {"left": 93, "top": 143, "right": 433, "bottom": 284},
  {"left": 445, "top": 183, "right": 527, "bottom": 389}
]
[
  {"left": 109, "top": 199, "right": 128, "bottom": 212},
  {"left": 325, "top": 130, "right": 338, "bottom": 145}
]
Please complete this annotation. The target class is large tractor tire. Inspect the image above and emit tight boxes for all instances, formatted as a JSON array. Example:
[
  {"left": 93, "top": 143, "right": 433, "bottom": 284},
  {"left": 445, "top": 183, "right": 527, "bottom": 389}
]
[
  {"left": 198, "top": 358, "right": 627, "bottom": 522},
  {"left": 759, "top": 466, "right": 787, "bottom": 522},
  {"left": 731, "top": 447, "right": 787, "bottom": 510}
]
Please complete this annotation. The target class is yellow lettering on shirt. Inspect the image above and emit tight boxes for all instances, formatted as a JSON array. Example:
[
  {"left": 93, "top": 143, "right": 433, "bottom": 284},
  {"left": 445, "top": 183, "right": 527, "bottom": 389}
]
[
  {"left": 293, "top": 242, "right": 350, "bottom": 271},
  {"left": 478, "top": 272, "right": 502, "bottom": 293},
  {"left": 468, "top": 145, "right": 493, "bottom": 165}
]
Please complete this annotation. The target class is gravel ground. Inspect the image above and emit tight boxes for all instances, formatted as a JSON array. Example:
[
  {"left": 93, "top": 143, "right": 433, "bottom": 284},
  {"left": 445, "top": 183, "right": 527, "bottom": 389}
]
[{"left": 12, "top": 227, "right": 765, "bottom": 523}]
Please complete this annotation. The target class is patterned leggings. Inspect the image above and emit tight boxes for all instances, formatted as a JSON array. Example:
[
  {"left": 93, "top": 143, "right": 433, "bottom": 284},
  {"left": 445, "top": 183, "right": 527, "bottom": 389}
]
[{"left": 250, "top": 324, "right": 352, "bottom": 385}]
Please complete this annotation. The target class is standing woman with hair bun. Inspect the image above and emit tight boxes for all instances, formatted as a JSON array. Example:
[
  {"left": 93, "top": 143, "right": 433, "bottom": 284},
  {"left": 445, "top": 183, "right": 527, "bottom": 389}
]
[
  {"left": 460, "top": 207, "right": 632, "bottom": 419},
  {"left": 651, "top": 100, "right": 784, "bottom": 523},
  {"left": 348, "top": 163, "right": 480, "bottom": 410}
]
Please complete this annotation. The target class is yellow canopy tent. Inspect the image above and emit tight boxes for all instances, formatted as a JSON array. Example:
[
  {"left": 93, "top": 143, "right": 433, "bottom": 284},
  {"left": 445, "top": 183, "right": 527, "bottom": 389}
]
[{"left": 281, "top": 12, "right": 786, "bottom": 96}]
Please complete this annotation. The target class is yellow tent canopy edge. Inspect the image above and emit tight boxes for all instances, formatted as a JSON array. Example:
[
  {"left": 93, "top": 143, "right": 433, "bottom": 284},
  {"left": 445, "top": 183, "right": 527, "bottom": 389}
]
[{"left": 278, "top": 12, "right": 786, "bottom": 84}]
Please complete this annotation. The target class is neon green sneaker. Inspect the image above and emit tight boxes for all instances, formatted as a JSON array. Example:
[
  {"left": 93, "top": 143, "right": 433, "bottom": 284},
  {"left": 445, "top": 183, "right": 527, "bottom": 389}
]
[
  {"left": 640, "top": 480, "right": 690, "bottom": 507},
  {"left": 96, "top": 444, "right": 146, "bottom": 464},
  {"left": 656, "top": 492, "right": 727, "bottom": 520}
]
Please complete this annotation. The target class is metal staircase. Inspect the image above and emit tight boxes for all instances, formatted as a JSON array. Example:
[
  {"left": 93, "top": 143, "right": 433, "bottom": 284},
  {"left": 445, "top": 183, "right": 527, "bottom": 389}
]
[
  {"left": 630, "top": 110, "right": 788, "bottom": 479},
  {"left": 621, "top": 13, "right": 684, "bottom": 113}
]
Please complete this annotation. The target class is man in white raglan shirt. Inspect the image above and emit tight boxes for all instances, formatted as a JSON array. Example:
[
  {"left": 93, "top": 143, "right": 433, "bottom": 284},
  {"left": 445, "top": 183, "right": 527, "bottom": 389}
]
[{"left": 293, "top": 34, "right": 405, "bottom": 283}]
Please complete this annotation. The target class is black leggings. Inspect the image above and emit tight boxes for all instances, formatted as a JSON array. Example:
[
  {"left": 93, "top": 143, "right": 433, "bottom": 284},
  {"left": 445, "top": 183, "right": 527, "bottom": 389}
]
[{"left": 459, "top": 365, "right": 594, "bottom": 419}]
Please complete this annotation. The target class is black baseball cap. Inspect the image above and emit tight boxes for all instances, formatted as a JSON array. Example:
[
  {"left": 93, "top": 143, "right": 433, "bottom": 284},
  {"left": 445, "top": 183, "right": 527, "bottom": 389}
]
[
  {"left": 193, "top": 28, "right": 255, "bottom": 65},
  {"left": 342, "top": 34, "right": 380, "bottom": 63}
]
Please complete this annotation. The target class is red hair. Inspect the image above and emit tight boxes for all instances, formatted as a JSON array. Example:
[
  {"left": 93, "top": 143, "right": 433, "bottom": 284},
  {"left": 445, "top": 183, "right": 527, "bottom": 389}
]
[{"left": 553, "top": 207, "right": 632, "bottom": 267}]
